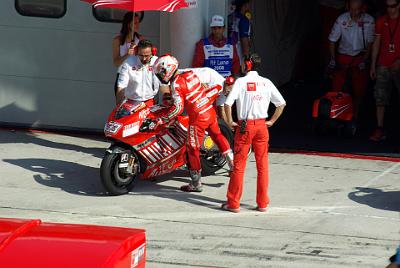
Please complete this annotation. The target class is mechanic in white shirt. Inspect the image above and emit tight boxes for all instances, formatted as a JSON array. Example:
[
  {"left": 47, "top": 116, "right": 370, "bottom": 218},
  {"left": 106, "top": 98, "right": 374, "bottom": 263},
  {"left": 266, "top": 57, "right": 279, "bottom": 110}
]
[
  {"left": 222, "top": 54, "right": 286, "bottom": 213},
  {"left": 328, "top": 0, "right": 375, "bottom": 119},
  {"left": 180, "top": 67, "right": 225, "bottom": 88},
  {"left": 179, "top": 67, "right": 234, "bottom": 122},
  {"left": 116, "top": 39, "right": 166, "bottom": 106}
]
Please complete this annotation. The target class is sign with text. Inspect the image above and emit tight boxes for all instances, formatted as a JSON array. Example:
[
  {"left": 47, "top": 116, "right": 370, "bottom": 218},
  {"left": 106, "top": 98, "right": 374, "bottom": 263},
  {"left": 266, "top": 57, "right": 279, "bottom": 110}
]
[{"left": 185, "top": 0, "right": 197, "bottom": 9}]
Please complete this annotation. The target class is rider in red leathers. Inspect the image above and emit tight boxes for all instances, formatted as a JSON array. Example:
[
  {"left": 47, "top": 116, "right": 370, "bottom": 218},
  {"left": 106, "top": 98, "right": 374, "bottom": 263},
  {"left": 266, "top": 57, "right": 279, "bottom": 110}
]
[{"left": 153, "top": 55, "right": 233, "bottom": 192}]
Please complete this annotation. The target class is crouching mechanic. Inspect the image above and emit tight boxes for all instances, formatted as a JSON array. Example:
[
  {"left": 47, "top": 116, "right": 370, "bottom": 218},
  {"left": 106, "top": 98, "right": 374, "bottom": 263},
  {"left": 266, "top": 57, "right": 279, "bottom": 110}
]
[
  {"left": 178, "top": 67, "right": 235, "bottom": 122},
  {"left": 222, "top": 54, "right": 286, "bottom": 213},
  {"left": 116, "top": 39, "right": 168, "bottom": 106},
  {"left": 153, "top": 55, "right": 234, "bottom": 192}
]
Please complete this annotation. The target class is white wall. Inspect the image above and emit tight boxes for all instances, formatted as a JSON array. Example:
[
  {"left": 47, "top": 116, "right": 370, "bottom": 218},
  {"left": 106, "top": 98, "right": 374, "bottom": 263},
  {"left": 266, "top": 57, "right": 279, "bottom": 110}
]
[{"left": 0, "top": 1, "right": 160, "bottom": 131}]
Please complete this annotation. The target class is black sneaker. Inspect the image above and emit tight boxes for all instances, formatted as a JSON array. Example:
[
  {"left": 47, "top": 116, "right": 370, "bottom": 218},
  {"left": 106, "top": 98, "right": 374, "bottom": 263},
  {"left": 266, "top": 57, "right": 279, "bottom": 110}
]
[{"left": 180, "top": 184, "right": 203, "bottom": 192}]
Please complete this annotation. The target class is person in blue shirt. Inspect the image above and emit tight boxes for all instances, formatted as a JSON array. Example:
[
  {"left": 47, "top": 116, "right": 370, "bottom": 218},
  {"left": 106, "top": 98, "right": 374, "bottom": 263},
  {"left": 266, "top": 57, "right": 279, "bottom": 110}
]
[{"left": 228, "top": 0, "right": 252, "bottom": 65}]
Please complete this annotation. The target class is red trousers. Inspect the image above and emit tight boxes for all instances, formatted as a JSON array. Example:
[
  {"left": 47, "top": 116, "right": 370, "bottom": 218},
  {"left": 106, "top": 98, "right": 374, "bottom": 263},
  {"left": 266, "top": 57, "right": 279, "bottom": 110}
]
[
  {"left": 227, "top": 119, "right": 269, "bottom": 209},
  {"left": 187, "top": 110, "right": 231, "bottom": 172},
  {"left": 332, "top": 53, "right": 368, "bottom": 98}
]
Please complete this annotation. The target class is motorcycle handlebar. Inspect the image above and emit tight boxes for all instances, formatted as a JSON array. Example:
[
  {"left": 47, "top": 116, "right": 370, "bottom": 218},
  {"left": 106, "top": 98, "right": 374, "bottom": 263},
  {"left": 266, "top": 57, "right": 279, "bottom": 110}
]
[{"left": 139, "top": 118, "right": 173, "bottom": 132}]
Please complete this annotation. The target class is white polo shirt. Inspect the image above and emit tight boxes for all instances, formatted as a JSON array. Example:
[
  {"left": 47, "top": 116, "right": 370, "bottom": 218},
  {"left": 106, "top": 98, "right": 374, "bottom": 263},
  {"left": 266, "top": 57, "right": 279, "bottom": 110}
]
[
  {"left": 328, "top": 12, "right": 375, "bottom": 56},
  {"left": 225, "top": 71, "right": 286, "bottom": 120},
  {"left": 180, "top": 67, "right": 227, "bottom": 106},
  {"left": 117, "top": 56, "right": 160, "bottom": 101}
]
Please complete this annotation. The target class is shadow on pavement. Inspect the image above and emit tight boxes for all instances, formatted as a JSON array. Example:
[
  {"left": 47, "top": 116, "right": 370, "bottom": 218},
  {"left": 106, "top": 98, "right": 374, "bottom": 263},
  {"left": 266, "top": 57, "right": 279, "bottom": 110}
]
[
  {"left": 0, "top": 130, "right": 105, "bottom": 158},
  {"left": 348, "top": 187, "right": 400, "bottom": 212},
  {"left": 131, "top": 169, "right": 227, "bottom": 209},
  {"left": 4, "top": 158, "right": 228, "bottom": 208},
  {"left": 3, "top": 158, "right": 105, "bottom": 196}
]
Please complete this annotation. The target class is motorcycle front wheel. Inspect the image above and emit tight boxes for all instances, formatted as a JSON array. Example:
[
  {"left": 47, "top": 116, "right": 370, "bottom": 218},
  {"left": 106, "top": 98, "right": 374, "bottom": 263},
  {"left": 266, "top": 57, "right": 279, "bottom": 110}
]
[{"left": 100, "top": 149, "right": 140, "bottom": 195}]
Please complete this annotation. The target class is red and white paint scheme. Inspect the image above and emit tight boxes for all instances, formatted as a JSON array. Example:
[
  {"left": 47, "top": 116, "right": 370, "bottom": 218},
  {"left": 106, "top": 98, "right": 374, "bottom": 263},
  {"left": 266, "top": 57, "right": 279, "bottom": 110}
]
[
  {"left": 104, "top": 101, "right": 190, "bottom": 180},
  {"left": 133, "top": 121, "right": 188, "bottom": 178},
  {"left": 312, "top": 92, "right": 354, "bottom": 121},
  {"left": 101, "top": 82, "right": 231, "bottom": 195},
  {"left": 0, "top": 218, "right": 146, "bottom": 268},
  {"left": 82, "top": 0, "right": 189, "bottom": 13}
]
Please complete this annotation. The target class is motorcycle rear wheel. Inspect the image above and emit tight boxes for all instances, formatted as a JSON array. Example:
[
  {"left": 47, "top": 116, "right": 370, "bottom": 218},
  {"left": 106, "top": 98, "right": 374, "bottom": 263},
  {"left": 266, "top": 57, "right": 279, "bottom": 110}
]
[
  {"left": 201, "top": 119, "right": 234, "bottom": 175},
  {"left": 100, "top": 150, "right": 140, "bottom": 195}
]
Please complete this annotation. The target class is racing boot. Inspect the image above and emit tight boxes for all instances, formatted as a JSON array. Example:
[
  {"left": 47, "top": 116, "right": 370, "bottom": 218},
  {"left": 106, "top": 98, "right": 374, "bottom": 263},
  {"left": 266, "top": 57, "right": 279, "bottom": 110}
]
[{"left": 180, "top": 170, "right": 203, "bottom": 192}]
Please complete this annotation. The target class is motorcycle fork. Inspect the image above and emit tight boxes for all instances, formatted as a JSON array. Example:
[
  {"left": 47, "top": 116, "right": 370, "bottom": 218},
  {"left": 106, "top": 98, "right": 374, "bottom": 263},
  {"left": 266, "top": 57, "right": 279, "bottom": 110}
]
[
  {"left": 118, "top": 152, "right": 137, "bottom": 174},
  {"left": 127, "top": 155, "right": 137, "bottom": 174}
]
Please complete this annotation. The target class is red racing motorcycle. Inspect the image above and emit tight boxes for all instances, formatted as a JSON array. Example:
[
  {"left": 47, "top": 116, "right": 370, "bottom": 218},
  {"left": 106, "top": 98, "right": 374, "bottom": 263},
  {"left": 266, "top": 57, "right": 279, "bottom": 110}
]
[{"left": 101, "top": 86, "right": 233, "bottom": 195}]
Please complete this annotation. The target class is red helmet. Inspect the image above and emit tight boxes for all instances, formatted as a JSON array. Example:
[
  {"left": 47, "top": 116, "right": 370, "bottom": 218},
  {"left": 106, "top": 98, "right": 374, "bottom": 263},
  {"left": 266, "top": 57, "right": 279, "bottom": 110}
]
[{"left": 153, "top": 55, "right": 179, "bottom": 84}]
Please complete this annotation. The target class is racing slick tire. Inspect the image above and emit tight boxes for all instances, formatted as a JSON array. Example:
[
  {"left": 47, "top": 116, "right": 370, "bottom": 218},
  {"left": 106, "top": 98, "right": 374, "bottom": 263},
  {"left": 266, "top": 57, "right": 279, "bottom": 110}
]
[
  {"left": 201, "top": 118, "right": 234, "bottom": 176},
  {"left": 100, "top": 148, "right": 140, "bottom": 195}
]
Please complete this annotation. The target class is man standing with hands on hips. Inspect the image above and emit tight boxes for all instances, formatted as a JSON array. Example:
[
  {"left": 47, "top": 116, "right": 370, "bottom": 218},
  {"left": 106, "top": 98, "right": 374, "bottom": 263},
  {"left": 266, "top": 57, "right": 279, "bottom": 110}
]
[{"left": 222, "top": 54, "right": 286, "bottom": 213}]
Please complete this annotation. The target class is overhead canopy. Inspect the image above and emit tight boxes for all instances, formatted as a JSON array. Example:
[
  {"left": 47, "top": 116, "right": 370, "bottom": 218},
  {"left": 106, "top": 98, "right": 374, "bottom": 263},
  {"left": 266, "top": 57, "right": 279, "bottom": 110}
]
[{"left": 82, "top": 0, "right": 188, "bottom": 12}]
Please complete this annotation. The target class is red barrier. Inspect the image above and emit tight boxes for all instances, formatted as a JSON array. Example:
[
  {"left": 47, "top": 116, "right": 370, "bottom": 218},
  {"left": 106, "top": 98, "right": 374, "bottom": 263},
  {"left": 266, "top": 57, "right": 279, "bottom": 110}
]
[{"left": 0, "top": 218, "right": 146, "bottom": 268}]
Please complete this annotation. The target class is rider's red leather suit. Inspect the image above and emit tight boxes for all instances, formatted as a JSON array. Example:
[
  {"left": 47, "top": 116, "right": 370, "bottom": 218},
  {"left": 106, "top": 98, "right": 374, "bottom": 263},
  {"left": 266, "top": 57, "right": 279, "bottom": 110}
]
[{"left": 161, "top": 70, "right": 231, "bottom": 171}]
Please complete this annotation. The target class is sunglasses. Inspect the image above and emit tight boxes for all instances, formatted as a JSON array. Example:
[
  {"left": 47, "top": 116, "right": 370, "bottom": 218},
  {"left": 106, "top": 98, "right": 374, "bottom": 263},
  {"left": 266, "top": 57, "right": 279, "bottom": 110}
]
[{"left": 386, "top": 3, "right": 399, "bottom": 8}]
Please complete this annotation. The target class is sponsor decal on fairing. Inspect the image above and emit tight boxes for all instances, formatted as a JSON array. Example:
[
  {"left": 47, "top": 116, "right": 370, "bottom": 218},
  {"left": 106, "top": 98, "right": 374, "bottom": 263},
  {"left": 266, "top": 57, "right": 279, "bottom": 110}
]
[
  {"left": 138, "top": 108, "right": 150, "bottom": 120},
  {"left": 122, "top": 122, "right": 140, "bottom": 138},
  {"left": 149, "top": 158, "right": 178, "bottom": 177}
]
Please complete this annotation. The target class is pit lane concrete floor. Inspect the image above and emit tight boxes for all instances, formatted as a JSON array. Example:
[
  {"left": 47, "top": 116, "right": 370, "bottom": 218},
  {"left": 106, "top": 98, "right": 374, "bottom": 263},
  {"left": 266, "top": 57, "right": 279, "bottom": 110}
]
[{"left": 0, "top": 129, "right": 399, "bottom": 268}]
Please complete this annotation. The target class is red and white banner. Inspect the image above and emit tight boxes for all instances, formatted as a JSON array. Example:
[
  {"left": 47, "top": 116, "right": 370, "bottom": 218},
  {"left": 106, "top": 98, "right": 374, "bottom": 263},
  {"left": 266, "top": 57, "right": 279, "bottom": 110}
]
[{"left": 82, "top": 0, "right": 189, "bottom": 12}]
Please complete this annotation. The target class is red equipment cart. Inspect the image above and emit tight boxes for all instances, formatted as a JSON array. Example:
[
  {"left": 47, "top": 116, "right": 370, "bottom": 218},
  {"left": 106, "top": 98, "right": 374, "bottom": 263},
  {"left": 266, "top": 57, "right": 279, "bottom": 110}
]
[{"left": 0, "top": 218, "right": 146, "bottom": 268}]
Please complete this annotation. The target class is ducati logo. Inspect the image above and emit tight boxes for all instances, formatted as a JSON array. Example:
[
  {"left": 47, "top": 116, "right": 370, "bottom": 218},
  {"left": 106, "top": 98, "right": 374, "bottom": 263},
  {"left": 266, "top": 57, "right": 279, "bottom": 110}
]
[{"left": 247, "top": 82, "right": 257, "bottom": 92}]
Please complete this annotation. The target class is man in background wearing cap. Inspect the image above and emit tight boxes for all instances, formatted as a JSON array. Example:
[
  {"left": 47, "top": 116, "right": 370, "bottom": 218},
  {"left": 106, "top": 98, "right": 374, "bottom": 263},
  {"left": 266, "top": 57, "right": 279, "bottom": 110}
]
[
  {"left": 192, "top": 15, "right": 240, "bottom": 122},
  {"left": 192, "top": 15, "right": 240, "bottom": 77}
]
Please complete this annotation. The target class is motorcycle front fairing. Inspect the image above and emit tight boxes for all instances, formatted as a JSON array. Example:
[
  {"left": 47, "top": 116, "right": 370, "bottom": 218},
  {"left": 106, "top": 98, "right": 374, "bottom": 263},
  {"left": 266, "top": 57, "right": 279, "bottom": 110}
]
[{"left": 104, "top": 100, "right": 155, "bottom": 145}]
